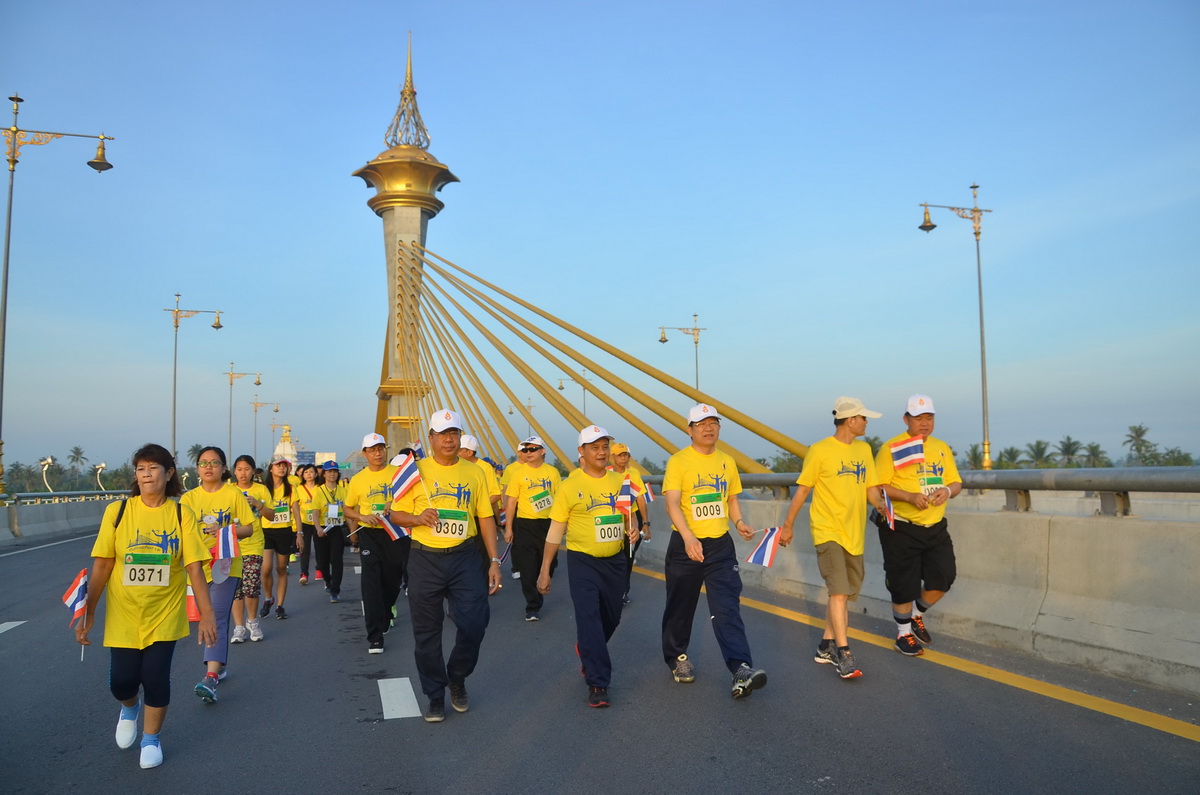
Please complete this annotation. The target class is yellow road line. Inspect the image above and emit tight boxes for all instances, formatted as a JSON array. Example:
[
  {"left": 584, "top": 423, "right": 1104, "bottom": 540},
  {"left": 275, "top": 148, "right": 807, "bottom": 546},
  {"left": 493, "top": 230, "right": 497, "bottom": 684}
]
[{"left": 633, "top": 566, "right": 1200, "bottom": 743}]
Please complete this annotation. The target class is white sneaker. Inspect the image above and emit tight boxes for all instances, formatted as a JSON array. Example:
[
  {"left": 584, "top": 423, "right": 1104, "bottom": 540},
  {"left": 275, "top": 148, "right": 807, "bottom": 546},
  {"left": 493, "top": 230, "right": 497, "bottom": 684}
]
[
  {"left": 115, "top": 704, "right": 139, "bottom": 749},
  {"left": 139, "top": 742, "right": 163, "bottom": 769},
  {"left": 230, "top": 625, "right": 248, "bottom": 644},
  {"left": 248, "top": 620, "right": 263, "bottom": 642}
]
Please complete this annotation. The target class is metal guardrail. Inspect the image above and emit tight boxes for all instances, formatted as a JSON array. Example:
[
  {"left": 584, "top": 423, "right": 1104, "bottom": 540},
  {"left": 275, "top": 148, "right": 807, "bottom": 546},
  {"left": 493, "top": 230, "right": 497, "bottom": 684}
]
[
  {"left": 3, "top": 490, "right": 116, "bottom": 505},
  {"left": 644, "top": 467, "right": 1200, "bottom": 517}
]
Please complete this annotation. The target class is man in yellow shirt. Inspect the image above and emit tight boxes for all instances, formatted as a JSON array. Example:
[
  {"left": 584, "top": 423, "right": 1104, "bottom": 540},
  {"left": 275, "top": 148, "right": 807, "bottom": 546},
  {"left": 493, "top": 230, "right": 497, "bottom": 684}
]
[
  {"left": 537, "top": 426, "right": 639, "bottom": 708},
  {"left": 610, "top": 442, "right": 649, "bottom": 604},
  {"left": 343, "top": 433, "right": 400, "bottom": 654},
  {"left": 874, "top": 395, "right": 962, "bottom": 656},
  {"left": 662, "top": 404, "right": 767, "bottom": 698},
  {"left": 498, "top": 445, "right": 530, "bottom": 580},
  {"left": 504, "top": 435, "right": 562, "bottom": 621},
  {"left": 781, "top": 396, "right": 888, "bottom": 680},
  {"left": 390, "top": 409, "right": 501, "bottom": 722}
]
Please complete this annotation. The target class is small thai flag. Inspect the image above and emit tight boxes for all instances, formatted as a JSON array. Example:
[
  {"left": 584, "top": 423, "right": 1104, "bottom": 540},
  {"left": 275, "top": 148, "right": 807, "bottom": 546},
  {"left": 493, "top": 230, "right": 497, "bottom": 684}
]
[
  {"left": 391, "top": 453, "right": 423, "bottom": 500},
  {"left": 745, "top": 528, "right": 782, "bottom": 567},
  {"left": 890, "top": 435, "right": 925, "bottom": 469},
  {"left": 499, "top": 542, "right": 512, "bottom": 564},
  {"left": 616, "top": 476, "right": 635, "bottom": 518},
  {"left": 882, "top": 491, "right": 895, "bottom": 531},
  {"left": 497, "top": 506, "right": 507, "bottom": 527},
  {"left": 379, "top": 513, "right": 410, "bottom": 541},
  {"left": 215, "top": 525, "right": 240, "bottom": 560},
  {"left": 62, "top": 568, "right": 88, "bottom": 628},
  {"left": 643, "top": 482, "right": 655, "bottom": 503},
  {"left": 411, "top": 441, "right": 425, "bottom": 460}
]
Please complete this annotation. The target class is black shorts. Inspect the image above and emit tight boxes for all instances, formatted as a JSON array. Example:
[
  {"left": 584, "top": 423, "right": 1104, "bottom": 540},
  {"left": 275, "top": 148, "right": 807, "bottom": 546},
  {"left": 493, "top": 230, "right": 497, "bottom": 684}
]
[
  {"left": 263, "top": 527, "right": 297, "bottom": 555},
  {"left": 876, "top": 517, "right": 956, "bottom": 604}
]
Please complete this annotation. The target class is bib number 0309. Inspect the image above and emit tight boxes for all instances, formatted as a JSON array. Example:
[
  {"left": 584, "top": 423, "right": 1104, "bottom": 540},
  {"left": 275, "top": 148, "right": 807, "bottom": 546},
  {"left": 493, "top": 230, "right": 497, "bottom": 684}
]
[{"left": 434, "top": 509, "right": 469, "bottom": 537}]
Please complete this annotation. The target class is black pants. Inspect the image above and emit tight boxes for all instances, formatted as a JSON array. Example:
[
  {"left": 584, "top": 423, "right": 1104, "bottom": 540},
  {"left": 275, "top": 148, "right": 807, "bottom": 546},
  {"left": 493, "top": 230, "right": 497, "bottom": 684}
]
[
  {"left": 314, "top": 525, "right": 347, "bottom": 595},
  {"left": 512, "top": 517, "right": 556, "bottom": 613},
  {"left": 407, "top": 542, "right": 490, "bottom": 699},
  {"left": 661, "top": 532, "right": 753, "bottom": 673},
  {"left": 299, "top": 523, "right": 316, "bottom": 576},
  {"left": 359, "top": 528, "right": 408, "bottom": 644}
]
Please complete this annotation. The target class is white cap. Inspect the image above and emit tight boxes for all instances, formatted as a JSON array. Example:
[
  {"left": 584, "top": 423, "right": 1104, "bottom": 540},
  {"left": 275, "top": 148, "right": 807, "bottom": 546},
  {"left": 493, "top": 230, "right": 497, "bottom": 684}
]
[
  {"left": 459, "top": 434, "right": 479, "bottom": 451},
  {"left": 389, "top": 454, "right": 405, "bottom": 466},
  {"left": 361, "top": 433, "right": 386, "bottom": 449},
  {"left": 270, "top": 454, "right": 292, "bottom": 466},
  {"left": 906, "top": 394, "right": 936, "bottom": 416},
  {"left": 429, "top": 409, "right": 463, "bottom": 433},
  {"left": 519, "top": 436, "right": 546, "bottom": 451},
  {"left": 687, "top": 403, "right": 722, "bottom": 424},
  {"left": 833, "top": 396, "right": 882, "bottom": 419},
  {"left": 577, "top": 425, "right": 613, "bottom": 446}
]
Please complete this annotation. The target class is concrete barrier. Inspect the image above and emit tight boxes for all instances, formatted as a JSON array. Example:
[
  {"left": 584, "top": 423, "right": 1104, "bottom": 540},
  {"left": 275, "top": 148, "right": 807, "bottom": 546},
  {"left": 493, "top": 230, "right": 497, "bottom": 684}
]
[
  {"left": 638, "top": 496, "right": 1200, "bottom": 696},
  {"left": 1, "top": 500, "right": 112, "bottom": 547}
]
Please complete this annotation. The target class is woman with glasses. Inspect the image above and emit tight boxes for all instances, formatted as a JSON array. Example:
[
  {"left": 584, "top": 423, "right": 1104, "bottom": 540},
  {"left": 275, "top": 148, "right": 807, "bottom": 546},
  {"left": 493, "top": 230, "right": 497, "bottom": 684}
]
[{"left": 230, "top": 455, "right": 269, "bottom": 642}]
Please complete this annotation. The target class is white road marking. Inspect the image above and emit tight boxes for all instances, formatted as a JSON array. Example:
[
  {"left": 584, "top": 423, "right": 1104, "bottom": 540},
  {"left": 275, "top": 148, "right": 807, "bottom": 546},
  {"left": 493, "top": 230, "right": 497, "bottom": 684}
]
[
  {"left": 377, "top": 677, "right": 421, "bottom": 719},
  {"left": 0, "top": 621, "right": 27, "bottom": 635},
  {"left": 354, "top": 566, "right": 362, "bottom": 574},
  {"left": 0, "top": 535, "right": 91, "bottom": 558}
]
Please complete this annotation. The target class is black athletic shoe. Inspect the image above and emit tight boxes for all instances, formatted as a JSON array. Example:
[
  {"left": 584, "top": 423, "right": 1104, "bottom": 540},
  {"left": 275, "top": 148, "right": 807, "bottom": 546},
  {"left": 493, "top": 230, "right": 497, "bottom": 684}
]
[
  {"left": 895, "top": 634, "right": 924, "bottom": 657},
  {"left": 274, "top": 605, "right": 287, "bottom": 620},
  {"left": 730, "top": 664, "right": 768, "bottom": 698},
  {"left": 449, "top": 683, "right": 469, "bottom": 713},
  {"left": 911, "top": 615, "right": 932, "bottom": 644},
  {"left": 259, "top": 599, "right": 273, "bottom": 618},
  {"left": 587, "top": 687, "right": 610, "bottom": 708},
  {"left": 424, "top": 698, "right": 445, "bottom": 723}
]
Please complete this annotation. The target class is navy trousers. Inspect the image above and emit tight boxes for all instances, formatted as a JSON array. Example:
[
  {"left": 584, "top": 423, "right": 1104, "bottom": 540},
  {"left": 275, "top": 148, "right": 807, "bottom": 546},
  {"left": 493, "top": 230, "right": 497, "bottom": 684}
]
[
  {"left": 407, "top": 542, "right": 491, "bottom": 699},
  {"left": 568, "top": 550, "right": 626, "bottom": 688},
  {"left": 661, "top": 532, "right": 753, "bottom": 673}
]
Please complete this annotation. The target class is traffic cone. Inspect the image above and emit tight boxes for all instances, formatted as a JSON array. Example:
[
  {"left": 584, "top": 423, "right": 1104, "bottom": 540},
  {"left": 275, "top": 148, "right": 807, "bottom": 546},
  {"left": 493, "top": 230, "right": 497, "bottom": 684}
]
[{"left": 186, "top": 585, "right": 200, "bottom": 622}]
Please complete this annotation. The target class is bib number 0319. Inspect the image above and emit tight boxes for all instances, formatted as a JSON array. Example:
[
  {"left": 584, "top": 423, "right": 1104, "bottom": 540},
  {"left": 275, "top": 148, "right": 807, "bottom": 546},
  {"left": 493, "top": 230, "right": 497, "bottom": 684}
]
[{"left": 689, "top": 492, "right": 726, "bottom": 522}]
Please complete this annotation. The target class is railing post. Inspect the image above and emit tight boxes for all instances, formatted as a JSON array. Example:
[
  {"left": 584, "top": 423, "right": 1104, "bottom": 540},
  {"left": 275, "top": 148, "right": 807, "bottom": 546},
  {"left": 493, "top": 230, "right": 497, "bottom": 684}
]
[
  {"left": 1097, "top": 491, "right": 1132, "bottom": 517},
  {"left": 1004, "top": 489, "right": 1032, "bottom": 512}
]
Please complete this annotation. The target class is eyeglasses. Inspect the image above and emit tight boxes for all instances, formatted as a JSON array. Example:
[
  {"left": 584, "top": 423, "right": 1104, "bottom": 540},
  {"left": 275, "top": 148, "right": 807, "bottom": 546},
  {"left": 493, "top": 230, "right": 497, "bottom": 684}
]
[
  {"left": 197, "top": 461, "right": 223, "bottom": 469},
  {"left": 521, "top": 447, "right": 543, "bottom": 453}
]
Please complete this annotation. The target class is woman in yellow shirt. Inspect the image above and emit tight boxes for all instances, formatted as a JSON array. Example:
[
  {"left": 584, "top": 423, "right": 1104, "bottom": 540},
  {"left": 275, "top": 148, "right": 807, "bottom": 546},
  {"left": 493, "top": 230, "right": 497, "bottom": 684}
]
[
  {"left": 231, "top": 455, "right": 270, "bottom": 642},
  {"left": 74, "top": 443, "right": 216, "bottom": 770},
  {"left": 259, "top": 455, "right": 300, "bottom": 620},
  {"left": 309, "top": 461, "right": 349, "bottom": 602},
  {"left": 295, "top": 464, "right": 321, "bottom": 585}
]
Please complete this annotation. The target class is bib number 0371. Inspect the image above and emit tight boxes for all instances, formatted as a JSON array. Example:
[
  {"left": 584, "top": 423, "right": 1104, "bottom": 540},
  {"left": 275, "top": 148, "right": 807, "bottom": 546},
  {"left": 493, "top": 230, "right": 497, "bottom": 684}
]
[{"left": 124, "top": 553, "right": 170, "bottom": 586}]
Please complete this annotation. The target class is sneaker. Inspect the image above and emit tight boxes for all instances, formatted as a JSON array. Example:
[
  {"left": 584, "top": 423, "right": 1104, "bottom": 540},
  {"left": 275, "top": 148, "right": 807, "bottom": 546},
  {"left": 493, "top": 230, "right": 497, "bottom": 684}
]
[
  {"left": 258, "top": 599, "right": 273, "bottom": 618},
  {"left": 217, "top": 665, "right": 228, "bottom": 681},
  {"left": 911, "top": 614, "right": 932, "bottom": 645},
  {"left": 814, "top": 644, "right": 839, "bottom": 666},
  {"left": 194, "top": 674, "right": 218, "bottom": 704},
  {"left": 730, "top": 664, "right": 768, "bottom": 698},
  {"left": 895, "top": 633, "right": 924, "bottom": 657},
  {"left": 524, "top": 612, "right": 539, "bottom": 622},
  {"left": 139, "top": 742, "right": 163, "bottom": 770},
  {"left": 671, "top": 654, "right": 696, "bottom": 683},
  {"left": 449, "top": 683, "right": 470, "bottom": 713},
  {"left": 587, "top": 686, "right": 610, "bottom": 708},
  {"left": 275, "top": 605, "right": 287, "bottom": 620},
  {"left": 115, "top": 704, "right": 139, "bottom": 749},
  {"left": 330, "top": 594, "right": 340, "bottom": 604},
  {"left": 511, "top": 571, "right": 521, "bottom": 580},
  {"left": 315, "top": 571, "right": 324, "bottom": 581},
  {"left": 622, "top": 593, "right": 631, "bottom": 605},
  {"left": 248, "top": 620, "right": 263, "bottom": 642},
  {"left": 424, "top": 697, "right": 445, "bottom": 723},
  {"left": 368, "top": 640, "right": 384, "bottom": 654},
  {"left": 835, "top": 648, "right": 863, "bottom": 679},
  {"left": 230, "top": 625, "right": 248, "bottom": 644},
  {"left": 299, "top": 574, "right": 308, "bottom": 585}
]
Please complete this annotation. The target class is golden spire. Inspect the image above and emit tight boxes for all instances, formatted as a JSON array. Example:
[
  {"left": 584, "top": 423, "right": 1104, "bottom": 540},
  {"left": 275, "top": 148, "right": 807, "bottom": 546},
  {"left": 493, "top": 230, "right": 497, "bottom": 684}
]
[{"left": 385, "top": 32, "right": 432, "bottom": 150}]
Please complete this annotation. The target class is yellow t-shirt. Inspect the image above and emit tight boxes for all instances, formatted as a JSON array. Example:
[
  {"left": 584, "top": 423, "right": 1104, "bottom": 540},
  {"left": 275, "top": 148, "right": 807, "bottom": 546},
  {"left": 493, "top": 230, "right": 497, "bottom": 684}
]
[
  {"left": 309, "top": 481, "right": 348, "bottom": 526},
  {"left": 797, "top": 436, "right": 880, "bottom": 556},
  {"left": 549, "top": 468, "right": 627, "bottom": 557},
  {"left": 235, "top": 482, "right": 270, "bottom": 555},
  {"left": 473, "top": 458, "right": 502, "bottom": 501},
  {"left": 181, "top": 483, "right": 257, "bottom": 582},
  {"left": 875, "top": 434, "right": 962, "bottom": 526},
  {"left": 662, "top": 446, "right": 743, "bottom": 539},
  {"left": 610, "top": 467, "right": 646, "bottom": 516},
  {"left": 91, "top": 497, "right": 209, "bottom": 649},
  {"left": 296, "top": 481, "right": 320, "bottom": 525},
  {"left": 505, "top": 462, "right": 561, "bottom": 520},
  {"left": 392, "top": 458, "right": 492, "bottom": 548},
  {"left": 261, "top": 481, "right": 298, "bottom": 529},
  {"left": 344, "top": 465, "right": 398, "bottom": 526}
]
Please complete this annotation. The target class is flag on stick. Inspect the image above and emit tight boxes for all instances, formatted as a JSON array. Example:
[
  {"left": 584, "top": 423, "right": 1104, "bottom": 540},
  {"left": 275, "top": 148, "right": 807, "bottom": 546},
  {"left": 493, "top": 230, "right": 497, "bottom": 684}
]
[
  {"left": 882, "top": 491, "right": 896, "bottom": 531},
  {"left": 745, "top": 527, "right": 782, "bottom": 567},
  {"left": 889, "top": 436, "right": 925, "bottom": 469},
  {"left": 379, "top": 513, "right": 410, "bottom": 541},
  {"left": 499, "top": 542, "right": 512, "bottom": 565},
  {"left": 62, "top": 568, "right": 88, "bottom": 628},
  {"left": 643, "top": 482, "right": 656, "bottom": 503},
  {"left": 616, "top": 476, "right": 635, "bottom": 518},
  {"left": 411, "top": 441, "right": 425, "bottom": 460},
  {"left": 215, "top": 525, "right": 240, "bottom": 560},
  {"left": 390, "top": 453, "right": 423, "bottom": 500}
]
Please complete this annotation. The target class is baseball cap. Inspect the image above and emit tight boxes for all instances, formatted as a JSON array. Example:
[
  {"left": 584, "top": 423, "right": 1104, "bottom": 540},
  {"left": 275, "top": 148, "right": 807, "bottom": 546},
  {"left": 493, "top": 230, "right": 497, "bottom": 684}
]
[
  {"left": 832, "top": 396, "right": 882, "bottom": 419},
  {"left": 906, "top": 394, "right": 936, "bottom": 416},
  {"left": 321, "top": 461, "right": 339, "bottom": 471},
  {"left": 687, "top": 403, "right": 722, "bottom": 424},
  {"left": 519, "top": 436, "right": 545, "bottom": 451},
  {"left": 458, "top": 434, "right": 479, "bottom": 451},
  {"left": 429, "top": 409, "right": 463, "bottom": 433},
  {"left": 361, "top": 432, "right": 386, "bottom": 449},
  {"left": 611, "top": 442, "right": 630, "bottom": 456},
  {"left": 270, "top": 454, "right": 292, "bottom": 466},
  {"left": 577, "top": 425, "right": 613, "bottom": 446}
]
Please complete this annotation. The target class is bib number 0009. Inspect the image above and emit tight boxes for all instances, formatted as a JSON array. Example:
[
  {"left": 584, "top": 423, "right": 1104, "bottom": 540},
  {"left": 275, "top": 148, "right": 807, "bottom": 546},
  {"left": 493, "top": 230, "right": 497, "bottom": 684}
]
[{"left": 689, "top": 492, "right": 726, "bottom": 522}]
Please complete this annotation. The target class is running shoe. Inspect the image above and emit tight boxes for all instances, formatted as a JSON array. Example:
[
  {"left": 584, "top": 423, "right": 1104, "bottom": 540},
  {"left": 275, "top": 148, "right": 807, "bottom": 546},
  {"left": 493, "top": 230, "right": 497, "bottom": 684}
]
[
  {"left": 217, "top": 665, "right": 228, "bottom": 681},
  {"left": 115, "top": 704, "right": 139, "bottom": 749},
  {"left": 330, "top": 594, "right": 340, "bottom": 603},
  {"left": 139, "top": 742, "right": 163, "bottom": 769},
  {"left": 275, "top": 605, "right": 287, "bottom": 620},
  {"left": 230, "top": 625, "right": 248, "bottom": 644},
  {"left": 524, "top": 612, "right": 539, "bottom": 622},
  {"left": 449, "top": 683, "right": 470, "bottom": 713},
  {"left": 835, "top": 648, "right": 863, "bottom": 679},
  {"left": 814, "top": 644, "right": 838, "bottom": 666},
  {"left": 730, "top": 664, "right": 768, "bottom": 698},
  {"left": 259, "top": 599, "right": 274, "bottom": 618},
  {"left": 194, "top": 674, "right": 218, "bottom": 704},
  {"left": 911, "top": 614, "right": 932, "bottom": 645},
  {"left": 895, "top": 634, "right": 924, "bottom": 657},
  {"left": 248, "top": 619, "right": 263, "bottom": 642},
  {"left": 671, "top": 654, "right": 696, "bottom": 683},
  {"left": 424, "top": 698, "right": 445, "bottom": 723},
  {"left": 299, "top": 574, "right": 308, "bottom": 585},
  {"left": 368, "top": 640, "right": 384, "bottom": 654},
  {"left": 587, "top": 686, "right": 610, "bottom": 708}
]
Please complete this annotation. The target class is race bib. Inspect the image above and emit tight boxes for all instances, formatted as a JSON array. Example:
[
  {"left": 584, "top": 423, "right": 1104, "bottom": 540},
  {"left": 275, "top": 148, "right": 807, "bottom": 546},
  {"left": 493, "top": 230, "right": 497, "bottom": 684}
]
[
  {"left": 327, "top": 502, "right": 343, "bottom": 523},
  {"left": 124, "top": 553, "right": 170, "bottom": 587},
  {"left": 689, "top": 492, "right": 727, "bottom": 522},
  {"left": 529, "top": 490, "right": 553, "bottom": 513},
  {"left": 594, "top": 514, "right": 624, "bottom": 544},
  {"left": 919, "top": 476, "right": 945, "bottom": 497},
  {"left": 304, "top": 509, "right": 313, "bottom": 524},
  {"left": 273, "top": 508, "right": 292, "bottom": 525},
  {"left": 433, "top": 508, "right": 469, "bottom": 538}
]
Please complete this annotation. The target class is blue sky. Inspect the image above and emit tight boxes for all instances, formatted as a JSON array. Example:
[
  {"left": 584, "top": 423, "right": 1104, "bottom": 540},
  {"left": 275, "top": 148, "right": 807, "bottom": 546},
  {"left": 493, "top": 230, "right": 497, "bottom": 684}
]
[{"left": 3, "top": 0, "right": 1197, "bottom": 471}]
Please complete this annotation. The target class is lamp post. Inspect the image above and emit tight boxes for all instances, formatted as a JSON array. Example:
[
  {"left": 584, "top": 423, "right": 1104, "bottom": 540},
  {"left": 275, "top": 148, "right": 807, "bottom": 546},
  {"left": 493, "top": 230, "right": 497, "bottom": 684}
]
[
  {"left": 918, "top": 183, "right": 995, "bottom": 469},
  {"left": 658, "top": 313, "right": 706, "bottom": 390},
  {"left": 226, "top": 363, "right": 261, "bottom": 456},
  {"left": 164, "top": 293, "right": 222, "bottom": 459},
  {"left": 38, "top": 455, "right": 54, "bottom": 492},
  {"left": 557, "top": 369, "right": 591, "bottom": 415},
  {"left": 249, "top": 395, "right": 278, "bottom": 461},
  {"left": 1, "top": 94, "right": 114, "bottom": 493},
  {"left": 508, "top": 399, "right": 536, "bottom": 437},
  {"left": 93, "top": 462, "right": 107, "bottom": 491}
]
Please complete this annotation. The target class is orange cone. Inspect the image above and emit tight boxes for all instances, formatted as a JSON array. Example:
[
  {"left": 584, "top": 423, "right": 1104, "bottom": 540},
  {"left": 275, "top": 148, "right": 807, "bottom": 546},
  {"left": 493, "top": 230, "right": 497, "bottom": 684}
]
[{"left": 186, "top": 585, "right": 200, "bottom": 622}]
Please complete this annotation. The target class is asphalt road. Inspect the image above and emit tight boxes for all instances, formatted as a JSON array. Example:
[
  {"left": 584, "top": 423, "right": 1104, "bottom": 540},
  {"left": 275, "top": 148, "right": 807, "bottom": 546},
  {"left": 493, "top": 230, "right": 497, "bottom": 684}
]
[{"left": 2, "top": 531, "right": 1197, "bottom": 794}]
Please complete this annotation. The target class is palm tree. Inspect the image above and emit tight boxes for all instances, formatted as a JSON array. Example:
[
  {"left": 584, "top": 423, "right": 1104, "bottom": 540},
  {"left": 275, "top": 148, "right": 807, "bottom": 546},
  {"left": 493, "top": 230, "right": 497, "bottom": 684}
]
[
  {"left": 67, "top": 446, "right": 87, "bottom": 471},
  {"left": 864, "top": 436, "right": 883, "bottom": 457},
  {"left": 1123, "top": 424, "right": 1152, "bottom": 465},
  {"left": 997, "top": 447, "right": 1022, "bottom": 469},
  {"left": 1055, "top": 436, "right": 1082, "bottom": 467},
  {"left": 962, "top": 443, "right": 983, "bottom": 470},
  {"left": 188, "top": 444, "right": 205, "bottom": 466},
  {"left": 1083, "top": 443, "right": 1111, "bottom": 468},
  {"left": 1022, "top": 441, "right": 1055, "bottom": 468}
]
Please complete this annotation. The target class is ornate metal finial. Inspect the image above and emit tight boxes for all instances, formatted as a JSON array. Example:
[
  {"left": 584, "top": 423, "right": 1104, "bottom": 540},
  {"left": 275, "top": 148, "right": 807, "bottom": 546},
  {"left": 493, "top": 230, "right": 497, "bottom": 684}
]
[{"left": 385, "top": 32, "right": 432, "bottom": 150}]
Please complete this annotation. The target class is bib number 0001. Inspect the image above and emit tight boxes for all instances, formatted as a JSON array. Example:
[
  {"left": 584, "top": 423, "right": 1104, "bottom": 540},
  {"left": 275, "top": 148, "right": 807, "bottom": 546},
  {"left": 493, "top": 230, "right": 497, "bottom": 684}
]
[{"left": 594, "top": 514, "right": 624, "bottom": 544}]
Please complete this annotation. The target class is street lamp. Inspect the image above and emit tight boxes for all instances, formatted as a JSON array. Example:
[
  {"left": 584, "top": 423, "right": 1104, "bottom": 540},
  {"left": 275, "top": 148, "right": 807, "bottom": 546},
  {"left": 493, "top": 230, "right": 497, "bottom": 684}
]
[
  {"left": 1, "top": 94, "right": 114, "bottom": 493},
  {"left": 249, "top": 395, "right": 278, "bottom": 461},
  {"left": 508, "top": 398, "right": 536, "bottom": 437},
  {"left": 38, "top": 455, "right": 54, "bottom": 492},
  {"left": 93, "top": 462, "right": 107, "bottom": 491},
  {"left": 918, "top": 183, "right": 995, "bottom": 469},
  {"left": 164, "top": 293, "right": 222, "bottom": 459},
  {"left": 557, "top": 369, "right": 591, "bottom": 415},
  {"left": 226, "top": 363, "right": 261, "bottom": 456},
  {"left": 658, "top": 313, "right": 706, "bottom": 390}
]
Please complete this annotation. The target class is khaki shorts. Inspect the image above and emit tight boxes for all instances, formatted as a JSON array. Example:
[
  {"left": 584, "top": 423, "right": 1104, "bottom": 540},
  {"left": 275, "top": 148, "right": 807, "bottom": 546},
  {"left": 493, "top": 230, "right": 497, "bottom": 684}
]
[{"left": 816, "top": 541, "right": 863, "bottom": 600}]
